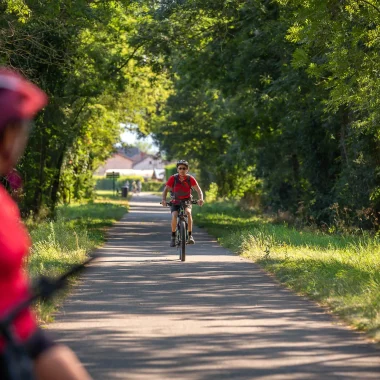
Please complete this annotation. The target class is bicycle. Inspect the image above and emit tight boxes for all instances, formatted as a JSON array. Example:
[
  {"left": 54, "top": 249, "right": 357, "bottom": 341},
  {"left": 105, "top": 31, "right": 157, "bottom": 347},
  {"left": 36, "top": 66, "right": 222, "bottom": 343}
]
[
  {"left": 0, "top": 257, "right": 93, "bottom": 380},
  {"left": 161, "top": 199, "right": 198, "bottom": 262}
]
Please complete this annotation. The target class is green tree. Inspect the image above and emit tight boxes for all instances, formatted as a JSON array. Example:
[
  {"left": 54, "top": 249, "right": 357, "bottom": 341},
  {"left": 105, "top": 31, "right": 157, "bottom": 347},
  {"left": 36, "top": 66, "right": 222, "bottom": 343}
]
[{"left": 1, "top": 0, "right": 169, "bottom": 215}]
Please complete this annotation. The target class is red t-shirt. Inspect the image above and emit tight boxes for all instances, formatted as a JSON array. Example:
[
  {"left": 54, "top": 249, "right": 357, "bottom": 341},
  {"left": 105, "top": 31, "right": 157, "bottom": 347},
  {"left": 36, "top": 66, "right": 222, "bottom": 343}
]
[
  {"left": 166, "top": 174, "right": 198, "bottom": 200},
  {"left": 0, "top": 185, "right": 36, "bottom": 351}
]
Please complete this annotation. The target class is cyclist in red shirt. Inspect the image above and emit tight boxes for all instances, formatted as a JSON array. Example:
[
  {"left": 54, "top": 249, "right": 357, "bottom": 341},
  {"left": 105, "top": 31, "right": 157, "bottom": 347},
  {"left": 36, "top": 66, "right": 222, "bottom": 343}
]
[
  {"left": 162, "top": 160, "right": 204, "bottom": 246},
  {"left": 0, "top": 68, "right": 92, "bottom": 380}
]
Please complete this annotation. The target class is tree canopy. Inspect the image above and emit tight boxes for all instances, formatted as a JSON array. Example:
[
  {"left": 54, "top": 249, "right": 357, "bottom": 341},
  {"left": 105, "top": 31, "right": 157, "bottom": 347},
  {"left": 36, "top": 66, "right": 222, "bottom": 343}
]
[
  {"left": 1, "top": 0, "right": 169, "bottom": 214},
  {"left": 132, "top": 0, "right": 380, "bottom": 229},
  {"left": 3, "top": 0, "right": 380, "bottom": 228}
]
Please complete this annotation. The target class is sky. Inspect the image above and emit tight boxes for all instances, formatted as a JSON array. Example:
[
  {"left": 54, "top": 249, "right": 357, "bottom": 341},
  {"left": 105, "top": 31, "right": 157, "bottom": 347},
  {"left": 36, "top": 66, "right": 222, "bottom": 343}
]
[{"left": 120, "top": 129, "right": 159, "bottom": 153}]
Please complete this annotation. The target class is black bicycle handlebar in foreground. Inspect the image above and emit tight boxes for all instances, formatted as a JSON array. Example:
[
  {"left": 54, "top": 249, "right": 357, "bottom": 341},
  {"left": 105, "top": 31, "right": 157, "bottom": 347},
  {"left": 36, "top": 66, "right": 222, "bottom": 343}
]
[{"left": 0, "top": 257, "right": 94, "bottom": 380}]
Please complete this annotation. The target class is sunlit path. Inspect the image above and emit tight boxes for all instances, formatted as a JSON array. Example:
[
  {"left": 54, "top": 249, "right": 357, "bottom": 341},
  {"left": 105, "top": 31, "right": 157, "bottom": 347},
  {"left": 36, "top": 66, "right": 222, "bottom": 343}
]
[{"left": 48, "top": 193, "right": 380, "bottom": 380}]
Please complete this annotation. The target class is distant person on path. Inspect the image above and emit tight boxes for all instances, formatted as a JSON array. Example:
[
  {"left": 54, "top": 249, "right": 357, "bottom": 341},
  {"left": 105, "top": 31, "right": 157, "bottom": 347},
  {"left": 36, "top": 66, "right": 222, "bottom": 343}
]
[
  {"left": 162, "top": 160, "right": 204, "bottom": 246},
  {"left": 137, "top": 179, "right": 142, "bottom": 194},
  {"left": 132, "top": 180, "right": 137, "bottom": 194},
  {"left": 0, "top": 68, "right": 92, "bottom": 380}
]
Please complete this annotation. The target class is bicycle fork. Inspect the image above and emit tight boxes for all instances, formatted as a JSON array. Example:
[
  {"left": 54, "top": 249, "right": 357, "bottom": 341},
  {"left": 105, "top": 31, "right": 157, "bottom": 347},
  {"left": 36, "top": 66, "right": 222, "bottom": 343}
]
[{"left": 176, "top": 217, "right": 188, "bottom": 246}]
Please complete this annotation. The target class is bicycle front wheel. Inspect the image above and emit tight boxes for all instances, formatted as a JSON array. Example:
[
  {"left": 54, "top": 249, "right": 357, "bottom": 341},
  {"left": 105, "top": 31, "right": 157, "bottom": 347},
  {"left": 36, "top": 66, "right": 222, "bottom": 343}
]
[{"left": 180, "top": 220, "right": 186, "bottom": 261}]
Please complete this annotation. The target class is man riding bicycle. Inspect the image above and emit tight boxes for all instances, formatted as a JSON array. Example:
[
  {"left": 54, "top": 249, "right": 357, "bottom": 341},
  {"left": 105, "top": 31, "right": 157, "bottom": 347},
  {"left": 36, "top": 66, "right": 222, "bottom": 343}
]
[{"left": 162, "top": 160, "right": 204, "bottom": 247}]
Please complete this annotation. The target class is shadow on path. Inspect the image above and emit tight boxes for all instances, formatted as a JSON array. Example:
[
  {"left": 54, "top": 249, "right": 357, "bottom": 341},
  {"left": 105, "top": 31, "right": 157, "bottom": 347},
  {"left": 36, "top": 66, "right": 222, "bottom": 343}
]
[{"left": 48, "top": 194, "right": 380, "bottom": 380}]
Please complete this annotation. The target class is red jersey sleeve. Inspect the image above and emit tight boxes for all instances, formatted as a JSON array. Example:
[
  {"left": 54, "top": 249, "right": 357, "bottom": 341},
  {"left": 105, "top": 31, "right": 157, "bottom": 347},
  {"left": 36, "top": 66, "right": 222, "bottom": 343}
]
[
  {"left": 190, "top": 176, "right": 198, "bottom": 187},
  {"left": 166, "top": 175, "right": 175, "bottom": 188},
  {"left": 0, "top": 185, "right": 36, "bottom": 352}
]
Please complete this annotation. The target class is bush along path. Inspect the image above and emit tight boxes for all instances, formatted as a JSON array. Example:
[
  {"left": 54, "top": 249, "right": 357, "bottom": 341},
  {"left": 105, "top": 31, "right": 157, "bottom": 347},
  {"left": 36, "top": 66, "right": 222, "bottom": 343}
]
[{"left": 194, "top": 200, "right": 380, "bottom": 343}]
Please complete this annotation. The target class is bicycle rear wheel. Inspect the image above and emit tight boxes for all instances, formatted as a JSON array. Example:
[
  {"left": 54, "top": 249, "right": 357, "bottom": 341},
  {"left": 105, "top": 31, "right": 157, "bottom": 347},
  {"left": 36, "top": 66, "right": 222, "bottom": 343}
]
[{"left": 180, "top": 220, "right": 186, "bottom": 261}]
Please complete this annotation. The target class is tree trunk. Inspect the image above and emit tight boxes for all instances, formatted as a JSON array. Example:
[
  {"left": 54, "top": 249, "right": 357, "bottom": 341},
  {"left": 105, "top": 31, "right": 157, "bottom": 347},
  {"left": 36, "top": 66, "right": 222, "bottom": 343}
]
[{"left": 49, "top": 148, "right": 65, "bottom": 213}]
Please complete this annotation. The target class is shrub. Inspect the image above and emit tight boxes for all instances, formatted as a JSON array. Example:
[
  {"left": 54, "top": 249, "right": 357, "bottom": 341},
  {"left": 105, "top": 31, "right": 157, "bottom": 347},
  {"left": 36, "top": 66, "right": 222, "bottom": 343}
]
[
  {"left": 205, "top": 182, "right": 218, "bottom": 202},
  {"left": 142, "top": 181, "right": 164, "bottom": 192}
]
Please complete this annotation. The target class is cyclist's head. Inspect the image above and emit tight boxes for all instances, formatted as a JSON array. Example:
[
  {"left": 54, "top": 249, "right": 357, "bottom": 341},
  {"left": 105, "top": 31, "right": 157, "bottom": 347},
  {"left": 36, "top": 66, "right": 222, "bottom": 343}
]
[
  {"left": 176, "top": 160, "right": 189, "bottom": 171},
  {"left": 0, "top": 68, "right": 47, "bottom": 131},
  {"left": 0, "top": 68, "right": 47, "bottom": 174}
]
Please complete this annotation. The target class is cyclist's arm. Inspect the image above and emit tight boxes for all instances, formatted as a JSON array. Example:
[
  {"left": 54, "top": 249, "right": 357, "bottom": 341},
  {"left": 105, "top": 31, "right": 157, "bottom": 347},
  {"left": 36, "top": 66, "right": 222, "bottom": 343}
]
[
  {"left": 162, "top": 185, "right": 171, "bottom": 206},
  {"left": 35, "top": 344, "right": 92, "bottom": 380},
  {"left": 162, "top": 185, "right": 171, "bottom": 200},
  {"left": 193, "top": 184, "right": 204, "bottom": 205}
]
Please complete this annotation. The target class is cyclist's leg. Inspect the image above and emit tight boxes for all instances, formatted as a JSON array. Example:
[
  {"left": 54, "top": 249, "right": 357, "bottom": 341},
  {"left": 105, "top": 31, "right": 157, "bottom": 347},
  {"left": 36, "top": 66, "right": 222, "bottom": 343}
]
[
  {"left": 171, "top": 210, "right": 178, "bottom": 233},
  {"left": 185, "top": 207, "right": 193, "bottom": 232},
  {"left": 34, "top": 344, "right": 92, "bottom": 380},
  {"left": 185, "top": 207, "right": 195, "bottom": 244},
  {"left": 170, "top": 206, "right": 179, "bottom": 247}
]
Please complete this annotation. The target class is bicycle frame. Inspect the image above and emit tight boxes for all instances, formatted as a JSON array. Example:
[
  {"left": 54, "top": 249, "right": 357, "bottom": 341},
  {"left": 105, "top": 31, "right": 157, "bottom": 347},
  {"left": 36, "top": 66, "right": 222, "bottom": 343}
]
[
  {"left": 163, "top": 199, "right": 197, "bottom": 262},
  {"left": 175, "top": 201, "right": 189, "bottom": 261}
]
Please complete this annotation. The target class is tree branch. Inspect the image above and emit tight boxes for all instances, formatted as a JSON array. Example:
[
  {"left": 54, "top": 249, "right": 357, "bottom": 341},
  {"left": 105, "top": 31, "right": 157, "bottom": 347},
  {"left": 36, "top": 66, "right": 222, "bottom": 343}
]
[
  {"left": 357, "top": 0, "right": 380, "bottom": 14},
  {"left": 108, "top": 43, "right": 145, "bottom": 77}
]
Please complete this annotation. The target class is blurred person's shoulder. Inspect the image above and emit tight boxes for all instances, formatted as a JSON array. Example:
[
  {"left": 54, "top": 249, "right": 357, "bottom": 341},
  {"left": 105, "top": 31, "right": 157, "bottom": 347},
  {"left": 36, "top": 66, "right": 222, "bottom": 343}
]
[{"left": 0, "top": 184, "right": 20, "bottom": 220}]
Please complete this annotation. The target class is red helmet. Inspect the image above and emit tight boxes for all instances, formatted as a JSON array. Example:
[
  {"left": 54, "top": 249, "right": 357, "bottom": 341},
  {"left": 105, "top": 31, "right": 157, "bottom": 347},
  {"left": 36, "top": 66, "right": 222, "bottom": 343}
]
[{"left": 0, "top": 68, "right": 47, "bottom": 130}]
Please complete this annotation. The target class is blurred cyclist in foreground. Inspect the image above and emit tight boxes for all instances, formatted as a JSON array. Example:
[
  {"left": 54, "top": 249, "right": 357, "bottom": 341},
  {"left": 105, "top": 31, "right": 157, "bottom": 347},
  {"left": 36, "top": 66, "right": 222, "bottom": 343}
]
[{"left": 0, "top": 68, "right": 92, "bottom": 380}]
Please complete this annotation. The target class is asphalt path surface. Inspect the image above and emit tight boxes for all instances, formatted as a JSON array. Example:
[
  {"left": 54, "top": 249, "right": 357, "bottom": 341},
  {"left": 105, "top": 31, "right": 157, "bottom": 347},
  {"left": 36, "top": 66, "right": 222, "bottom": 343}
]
[{"left": 48, "top": 193, "right": 380, "bottom": 379}]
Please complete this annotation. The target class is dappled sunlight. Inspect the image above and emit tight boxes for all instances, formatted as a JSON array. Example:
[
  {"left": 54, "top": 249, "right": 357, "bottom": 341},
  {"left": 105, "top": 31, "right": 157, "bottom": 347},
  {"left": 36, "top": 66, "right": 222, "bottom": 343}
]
[{"left": 48, "top": 194, "right": 380, "bottom": 380}]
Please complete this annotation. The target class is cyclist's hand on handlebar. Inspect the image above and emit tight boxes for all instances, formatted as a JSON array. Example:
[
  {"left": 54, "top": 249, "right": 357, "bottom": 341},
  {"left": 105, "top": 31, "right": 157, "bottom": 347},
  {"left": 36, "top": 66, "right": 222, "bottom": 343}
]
[
  {"left": 162, "top": 200, "right": 167, "bottom": 207},
  {"left": 197, "top": 199, "right": 204, "bottom": 206}
]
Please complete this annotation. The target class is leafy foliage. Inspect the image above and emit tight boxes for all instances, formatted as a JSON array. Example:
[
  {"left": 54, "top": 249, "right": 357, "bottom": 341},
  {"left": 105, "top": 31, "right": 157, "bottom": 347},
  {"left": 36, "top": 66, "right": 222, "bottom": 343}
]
[
  {"left": 4, "top": 0, "right": 380, "bottom": 228},
  {"left": 131, "top": 0, "right": 380, "bottom": 229},
  {"left": 1, "top": 0, "right": 169, "bottom": 215}
]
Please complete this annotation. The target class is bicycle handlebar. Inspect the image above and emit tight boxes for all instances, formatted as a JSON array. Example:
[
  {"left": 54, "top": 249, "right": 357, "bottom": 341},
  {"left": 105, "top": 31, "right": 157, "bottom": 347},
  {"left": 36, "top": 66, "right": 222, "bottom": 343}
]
[
  {"left": 160, "top": 200, "right": 199, "bottom": 207},
  {"left": 0, "top": 256, "right": 94, "bottom": 337}
]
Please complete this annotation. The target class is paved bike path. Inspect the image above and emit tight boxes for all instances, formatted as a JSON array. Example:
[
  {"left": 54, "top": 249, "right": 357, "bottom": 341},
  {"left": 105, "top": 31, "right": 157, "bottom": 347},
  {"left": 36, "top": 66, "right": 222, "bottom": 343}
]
[{"left": 47, "top": 193, "right": 380, "bottom": 379}]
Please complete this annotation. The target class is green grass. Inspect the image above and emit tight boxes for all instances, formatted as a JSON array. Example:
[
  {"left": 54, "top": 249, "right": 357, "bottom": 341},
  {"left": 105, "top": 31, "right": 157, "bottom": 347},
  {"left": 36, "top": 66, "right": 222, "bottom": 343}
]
[
  {"left": 194, "top": 200, "right": 380, "bottom": 342},
  {"left": 26, "top": 195, "right": 128, "bottom": 323},
  {"left": 95, "top": 189, "right": 130, "bottom": 201}
]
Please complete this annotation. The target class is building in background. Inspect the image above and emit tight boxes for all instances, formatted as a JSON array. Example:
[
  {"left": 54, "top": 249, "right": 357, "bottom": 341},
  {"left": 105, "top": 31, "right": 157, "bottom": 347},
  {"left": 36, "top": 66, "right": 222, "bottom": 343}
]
[
  {"left": 122, "top": 146, "right": 146, "bottom": 163},
  {"left": 95, "top": 147, "right": 169, "bottom": 181},
  {"left": 133, "top": 154, "right": 164, "bottom": 170},
  {"left": 94, "top": 153, "right": 133, "bottom": 175}
]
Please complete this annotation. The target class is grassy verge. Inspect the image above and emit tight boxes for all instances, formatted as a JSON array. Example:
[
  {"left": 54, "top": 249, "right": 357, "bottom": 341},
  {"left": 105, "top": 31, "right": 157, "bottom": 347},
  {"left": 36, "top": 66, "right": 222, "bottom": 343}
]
[
  {"left": 95, "top": 189, "right": 131, "bottom": 202},
  {"left": 194, "top": 200, "right": 380, "bottom": 342},
  {"left": 26, "top": 192, "right": 128, "bottom": 323}
]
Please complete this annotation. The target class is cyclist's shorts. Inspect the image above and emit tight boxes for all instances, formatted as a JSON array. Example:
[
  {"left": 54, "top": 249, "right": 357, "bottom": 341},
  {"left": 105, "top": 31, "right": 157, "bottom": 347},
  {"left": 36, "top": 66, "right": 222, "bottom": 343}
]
[
  {"left": 0, "top": 328, "right": 56, "bottom": 379},
  {"left": 170, "top": 200, "right": 192, "bottom": 213}
]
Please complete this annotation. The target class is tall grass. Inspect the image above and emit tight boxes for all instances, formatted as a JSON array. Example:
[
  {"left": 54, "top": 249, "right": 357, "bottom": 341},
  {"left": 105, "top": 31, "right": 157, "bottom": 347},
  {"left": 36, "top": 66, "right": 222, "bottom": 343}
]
[
  {"left": 194, "top": 200, "right": 380, "bottom": 342},
  {"left": 26, "top": 198, "right": 128, "bottom": 322},
  {"left": 28, "top": 219, "right": 91, "bottom": 278}
]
